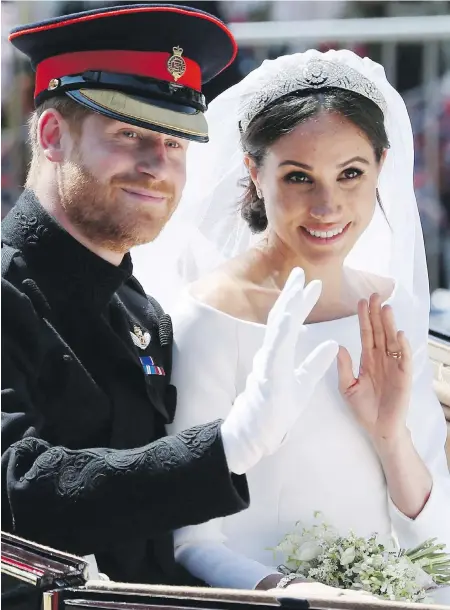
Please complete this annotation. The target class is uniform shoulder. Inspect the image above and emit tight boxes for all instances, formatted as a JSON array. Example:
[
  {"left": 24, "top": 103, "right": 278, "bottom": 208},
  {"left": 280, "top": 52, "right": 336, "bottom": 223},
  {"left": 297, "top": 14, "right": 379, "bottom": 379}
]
[
  {"left": 1, "top": 248, "right": 47, "bottom": 373},
  {"left": 2, "top": 242, "right": 24, "bottom": 281},
  {"left": 1, "top": 242, "right": 52, "bottom": 326},
  {"left": 1, "top": 244, "right": 32, "bottom": 308}
]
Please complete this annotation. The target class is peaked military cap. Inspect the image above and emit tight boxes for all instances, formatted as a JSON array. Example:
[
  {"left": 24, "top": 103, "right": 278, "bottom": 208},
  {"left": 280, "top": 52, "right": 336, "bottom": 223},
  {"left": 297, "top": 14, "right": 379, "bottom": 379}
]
[{"left": 8, "top": 3, "right": 237, "bottom": 142}]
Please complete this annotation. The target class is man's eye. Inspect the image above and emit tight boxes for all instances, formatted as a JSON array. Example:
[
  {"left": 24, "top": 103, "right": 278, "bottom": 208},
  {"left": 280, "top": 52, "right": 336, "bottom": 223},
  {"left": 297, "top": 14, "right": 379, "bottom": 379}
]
[
  {"left": 122, "top": 131, "right": 139, "bottom": 139},
  {"left": 166, "top": 140, "right": 181, "bottom": 148}
]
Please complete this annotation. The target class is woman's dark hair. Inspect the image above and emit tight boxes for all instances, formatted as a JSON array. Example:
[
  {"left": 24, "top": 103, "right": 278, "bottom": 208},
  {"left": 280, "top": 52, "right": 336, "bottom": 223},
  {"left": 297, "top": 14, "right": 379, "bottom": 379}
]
[{"left": 240, "top": 87, "right": 390, "bottom": 233}]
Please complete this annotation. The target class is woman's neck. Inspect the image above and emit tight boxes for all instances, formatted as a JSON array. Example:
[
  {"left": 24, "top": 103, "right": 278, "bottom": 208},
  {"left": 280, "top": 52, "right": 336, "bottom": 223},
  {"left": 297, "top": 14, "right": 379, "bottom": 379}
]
[{"left": 252, "top": 239, "right": 360, "bottom": 322}]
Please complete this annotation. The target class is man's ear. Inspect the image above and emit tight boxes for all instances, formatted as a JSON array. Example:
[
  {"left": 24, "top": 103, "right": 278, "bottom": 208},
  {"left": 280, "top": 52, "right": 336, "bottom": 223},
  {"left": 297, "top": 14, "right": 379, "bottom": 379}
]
[{"left": 38, "top": 109, "right": 71, "bottom": 163}]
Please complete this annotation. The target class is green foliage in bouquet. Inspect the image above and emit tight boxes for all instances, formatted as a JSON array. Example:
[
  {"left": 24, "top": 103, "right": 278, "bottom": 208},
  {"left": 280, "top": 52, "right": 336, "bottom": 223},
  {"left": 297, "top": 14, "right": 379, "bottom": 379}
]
[{"left": 272, "top": 513, "right": 450, "bottom": 602}]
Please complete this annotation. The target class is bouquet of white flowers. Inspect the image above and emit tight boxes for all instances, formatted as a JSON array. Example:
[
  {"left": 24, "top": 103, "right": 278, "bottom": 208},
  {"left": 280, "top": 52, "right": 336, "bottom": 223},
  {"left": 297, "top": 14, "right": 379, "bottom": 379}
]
[{"left": 272, "top": 513, "right": 450, "bottom": 602}]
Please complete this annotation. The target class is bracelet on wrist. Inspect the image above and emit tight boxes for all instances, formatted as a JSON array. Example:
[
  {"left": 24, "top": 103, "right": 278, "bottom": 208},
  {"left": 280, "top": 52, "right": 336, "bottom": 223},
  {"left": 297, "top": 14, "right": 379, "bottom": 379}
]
[{"left": 276, "top": 573, "right": 299, "bottom": 589}]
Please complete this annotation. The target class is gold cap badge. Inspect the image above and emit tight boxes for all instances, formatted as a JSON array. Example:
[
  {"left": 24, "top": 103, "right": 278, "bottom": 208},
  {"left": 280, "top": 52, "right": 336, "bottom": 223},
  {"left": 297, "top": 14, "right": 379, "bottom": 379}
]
[
  {"left": 167, "top": 46, "right": 186, "bottom": 82},
  {"left": 48, "top": 78, "right": 60, "bottom": 91}
]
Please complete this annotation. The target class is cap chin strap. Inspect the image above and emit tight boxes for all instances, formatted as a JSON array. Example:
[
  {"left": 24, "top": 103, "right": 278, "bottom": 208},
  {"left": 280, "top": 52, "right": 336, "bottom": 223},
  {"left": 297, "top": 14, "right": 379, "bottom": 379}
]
[{"left": 35, "top": 71, "right": 206, "bottom": 112}]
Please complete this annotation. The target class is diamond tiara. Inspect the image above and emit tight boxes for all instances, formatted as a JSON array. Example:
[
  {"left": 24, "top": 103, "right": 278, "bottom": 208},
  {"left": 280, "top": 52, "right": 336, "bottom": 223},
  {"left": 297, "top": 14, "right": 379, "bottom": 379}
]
[{"left": 239, "top": 58, "right": 387, "bottom": 133}]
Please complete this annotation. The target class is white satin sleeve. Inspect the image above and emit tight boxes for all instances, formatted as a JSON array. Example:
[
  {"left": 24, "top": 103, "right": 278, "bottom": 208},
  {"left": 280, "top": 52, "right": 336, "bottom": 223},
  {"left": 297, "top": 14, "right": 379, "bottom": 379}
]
[
  {"left": 388, "top": 338, "right": 450, "bottom": 549},
  {"left": 167, "top": 295, "right": 276, "bottom": 589}
]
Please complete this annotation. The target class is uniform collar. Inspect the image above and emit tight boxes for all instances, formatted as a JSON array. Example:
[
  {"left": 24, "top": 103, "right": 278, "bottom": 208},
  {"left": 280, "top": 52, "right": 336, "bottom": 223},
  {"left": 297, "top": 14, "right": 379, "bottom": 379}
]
[{"left": 2, "top": 189, "right": 133, "bottom": 311}]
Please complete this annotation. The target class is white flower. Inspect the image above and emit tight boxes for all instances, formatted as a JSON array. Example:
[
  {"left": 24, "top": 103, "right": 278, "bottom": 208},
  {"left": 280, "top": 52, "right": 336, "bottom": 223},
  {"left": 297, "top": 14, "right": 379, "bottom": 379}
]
[
  {"left": 294, "top": 541, "right": 322, "bottom": 562},
  {"left": 273, "top": 512, "right": 449, "bottom": 603},
  {"left": 273, "top": 532, "right": 304, "bottom": 556},
  {"left": 340, "top": 547, "right": 356, "bottom": 566},
  {"left": 411, "top": 565, "right": 435, "bottom": 589}
]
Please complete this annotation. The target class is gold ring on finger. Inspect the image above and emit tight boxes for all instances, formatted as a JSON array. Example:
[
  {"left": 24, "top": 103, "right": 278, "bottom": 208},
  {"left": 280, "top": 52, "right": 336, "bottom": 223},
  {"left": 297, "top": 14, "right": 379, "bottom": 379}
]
[{"left": 386, "top": 350, "right": 402, "bottom": 359}]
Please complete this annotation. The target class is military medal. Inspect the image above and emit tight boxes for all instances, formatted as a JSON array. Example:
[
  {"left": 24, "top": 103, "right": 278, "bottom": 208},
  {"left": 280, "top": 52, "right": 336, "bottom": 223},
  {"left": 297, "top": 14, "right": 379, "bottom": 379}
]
[
  {"left": 130, "top": 325, "right": 151, "bottom": 350},
  {"left": 167, "top": 46, "right": 186, "bottom": 81},
  {"left": 140, "top": 356, "right": 165, "bottom": 376}
]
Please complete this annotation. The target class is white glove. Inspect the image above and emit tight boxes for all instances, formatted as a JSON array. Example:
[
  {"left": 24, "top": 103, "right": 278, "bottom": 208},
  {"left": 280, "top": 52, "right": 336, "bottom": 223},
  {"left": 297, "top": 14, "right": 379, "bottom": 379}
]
[{"left": 221, "top": 267, "right": 338, "bottom": 475}]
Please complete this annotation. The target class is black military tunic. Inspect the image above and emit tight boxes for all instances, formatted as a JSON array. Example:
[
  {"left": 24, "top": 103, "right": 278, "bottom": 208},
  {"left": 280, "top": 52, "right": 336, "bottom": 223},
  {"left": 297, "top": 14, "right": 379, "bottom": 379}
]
[{"left": 1, "top": 190, "right": 249, "bottom": 584}]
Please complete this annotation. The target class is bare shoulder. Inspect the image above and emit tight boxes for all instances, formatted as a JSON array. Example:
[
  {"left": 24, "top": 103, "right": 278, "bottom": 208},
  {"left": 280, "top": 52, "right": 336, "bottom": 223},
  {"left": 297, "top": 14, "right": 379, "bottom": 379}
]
[
  {"left": 349, "top": 269, "right": 395, "bottom": 302},
  {"left": 189, "top": 257, "right": 256, "bottom": 321}
]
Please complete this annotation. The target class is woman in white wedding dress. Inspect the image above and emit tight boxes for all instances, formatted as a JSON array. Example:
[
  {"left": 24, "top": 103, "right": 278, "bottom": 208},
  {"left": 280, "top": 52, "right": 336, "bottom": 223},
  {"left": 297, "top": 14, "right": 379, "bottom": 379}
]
[{"left": 133, "top": 50, "right": 450, "bottom": 599}]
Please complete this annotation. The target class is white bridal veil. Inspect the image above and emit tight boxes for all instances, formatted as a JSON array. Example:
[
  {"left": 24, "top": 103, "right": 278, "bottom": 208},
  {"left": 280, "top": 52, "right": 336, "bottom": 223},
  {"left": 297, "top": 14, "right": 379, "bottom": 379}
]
[{"left": 132, "top": 49, "right": 430, "bottom": 344}]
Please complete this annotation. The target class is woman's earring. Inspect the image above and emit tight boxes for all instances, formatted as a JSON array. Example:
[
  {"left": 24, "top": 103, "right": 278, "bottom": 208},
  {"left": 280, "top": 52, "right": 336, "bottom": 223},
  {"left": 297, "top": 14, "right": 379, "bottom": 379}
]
[{"left": 256, "top": 187, "right": 262, "bottom": 199}]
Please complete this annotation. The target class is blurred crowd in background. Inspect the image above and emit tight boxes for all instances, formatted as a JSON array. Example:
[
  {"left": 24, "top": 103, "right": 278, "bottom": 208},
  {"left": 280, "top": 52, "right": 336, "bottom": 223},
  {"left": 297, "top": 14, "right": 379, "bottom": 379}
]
[{"left": 2, "top": 0, "right": 450, "bottom": 333}]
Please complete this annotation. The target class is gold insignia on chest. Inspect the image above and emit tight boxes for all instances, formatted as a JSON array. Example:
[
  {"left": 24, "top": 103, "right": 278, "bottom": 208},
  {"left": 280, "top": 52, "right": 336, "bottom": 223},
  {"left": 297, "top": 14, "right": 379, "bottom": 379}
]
[
  {"left": 167, "top": 46, "right": 186, "bottom": 81},
  {"left": 130, "top": 325, "right": 151, "bottom": 350}
]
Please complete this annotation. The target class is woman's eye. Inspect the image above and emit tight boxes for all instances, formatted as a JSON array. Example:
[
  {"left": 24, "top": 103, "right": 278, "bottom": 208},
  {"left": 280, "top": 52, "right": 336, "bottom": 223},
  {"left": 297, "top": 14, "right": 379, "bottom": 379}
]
[
  {"left": 341, "top": 167, "right": 363, "bottom": 180},
  {"left": 284, "top": 172, "right": 311, "bottom": 184}
]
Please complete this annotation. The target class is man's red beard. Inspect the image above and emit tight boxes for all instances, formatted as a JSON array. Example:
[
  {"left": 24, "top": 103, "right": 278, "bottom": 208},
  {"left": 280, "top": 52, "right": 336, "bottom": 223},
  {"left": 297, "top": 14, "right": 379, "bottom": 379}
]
[{"left": 57, "top": 156, "right": 177, "bottom": 253}]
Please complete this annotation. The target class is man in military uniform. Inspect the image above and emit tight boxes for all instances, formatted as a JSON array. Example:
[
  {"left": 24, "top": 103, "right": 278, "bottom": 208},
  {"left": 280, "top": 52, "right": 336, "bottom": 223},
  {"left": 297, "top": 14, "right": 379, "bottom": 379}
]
[
  {"left": 1, "top": 4, "right": 249, "bottom": 585},
  {"left": 1, "top": 3, "right": 335, "bottom": 587}
]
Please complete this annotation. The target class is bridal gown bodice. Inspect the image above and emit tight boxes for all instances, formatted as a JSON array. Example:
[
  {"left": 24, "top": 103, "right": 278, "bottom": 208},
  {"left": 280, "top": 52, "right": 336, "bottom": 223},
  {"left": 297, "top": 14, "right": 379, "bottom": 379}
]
[{"left": 167, "top": 281, "right": 450, "bottom": 596}]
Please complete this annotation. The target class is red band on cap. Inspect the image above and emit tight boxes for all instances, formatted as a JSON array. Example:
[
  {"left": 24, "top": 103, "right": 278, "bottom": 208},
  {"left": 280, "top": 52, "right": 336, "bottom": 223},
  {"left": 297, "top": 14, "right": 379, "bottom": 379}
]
[{"left": 34, "top": 49, "right": 202, "bottom": 98}]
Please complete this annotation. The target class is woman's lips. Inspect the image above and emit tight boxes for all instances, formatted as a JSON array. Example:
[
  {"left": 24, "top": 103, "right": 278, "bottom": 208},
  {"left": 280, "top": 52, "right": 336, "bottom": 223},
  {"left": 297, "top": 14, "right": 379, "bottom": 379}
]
[{"left": 299, "top": 222, "right": 351, "bottom": 244}]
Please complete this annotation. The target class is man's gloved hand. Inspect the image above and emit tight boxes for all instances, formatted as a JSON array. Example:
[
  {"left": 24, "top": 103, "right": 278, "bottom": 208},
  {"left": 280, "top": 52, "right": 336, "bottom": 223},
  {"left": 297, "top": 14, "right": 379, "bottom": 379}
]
[{"left": 221, "top": 267, "right": 339, "bottom": 474}]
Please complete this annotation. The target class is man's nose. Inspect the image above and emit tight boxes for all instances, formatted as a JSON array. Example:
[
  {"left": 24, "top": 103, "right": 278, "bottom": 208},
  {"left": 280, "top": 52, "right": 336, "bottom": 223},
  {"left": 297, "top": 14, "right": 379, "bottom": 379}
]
[{"left": 135, "top": 139, "right": 169, "bottom": 181}]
